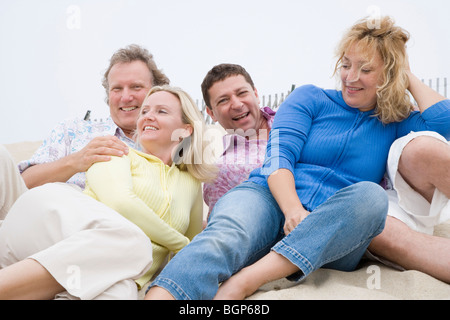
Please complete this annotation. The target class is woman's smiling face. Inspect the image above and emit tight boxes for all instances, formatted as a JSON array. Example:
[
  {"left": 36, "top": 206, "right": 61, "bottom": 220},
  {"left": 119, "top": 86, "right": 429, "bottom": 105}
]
[
  {"left": 137, "top": 91, "right": 191, "bottom": 155},
  {"left": 340, "top": 43, "right": 384, "bottom": 112}
]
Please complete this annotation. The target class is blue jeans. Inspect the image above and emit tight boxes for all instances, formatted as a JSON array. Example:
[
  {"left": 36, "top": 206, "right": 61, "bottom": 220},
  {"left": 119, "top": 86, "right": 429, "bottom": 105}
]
[{"left": 149, "top": 181, "right": 388, "bottom": 299}]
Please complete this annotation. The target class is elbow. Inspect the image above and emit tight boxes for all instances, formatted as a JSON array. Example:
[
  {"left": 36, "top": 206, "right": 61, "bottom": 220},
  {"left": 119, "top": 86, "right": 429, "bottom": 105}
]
[
  {"left": 21, "top": 168, "right": 44, "bottom": 189},
  {"left": 99, "top": 195, "right": 133, "bottom": 219},
  {"left": 105, "top": 200, "right": 129, "bottom": 217}
]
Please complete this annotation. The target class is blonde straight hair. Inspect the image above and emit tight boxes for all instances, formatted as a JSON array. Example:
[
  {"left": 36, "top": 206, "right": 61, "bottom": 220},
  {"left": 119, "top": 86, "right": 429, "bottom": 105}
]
[
  {"left": 334, "top": 16, "right": 414, "bottom": 124},
  {"left": 137, "top": 85, "right": 218, "bottom": 182}
]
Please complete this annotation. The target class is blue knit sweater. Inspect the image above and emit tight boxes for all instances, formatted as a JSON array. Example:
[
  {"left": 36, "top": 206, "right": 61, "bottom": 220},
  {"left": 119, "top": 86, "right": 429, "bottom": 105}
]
[{"left": 248, "top": 84, "right": 450, "bottom": 211}]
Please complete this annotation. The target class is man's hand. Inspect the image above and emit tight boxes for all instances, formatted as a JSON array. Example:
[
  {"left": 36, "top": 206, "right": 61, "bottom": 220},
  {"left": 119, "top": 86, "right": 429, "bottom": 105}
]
[
  {"left": 70, "top": 136, "right": 129, "bottom": 172},
  {"left": 22, "top": 136, "right": 130, "bottom": 188}
]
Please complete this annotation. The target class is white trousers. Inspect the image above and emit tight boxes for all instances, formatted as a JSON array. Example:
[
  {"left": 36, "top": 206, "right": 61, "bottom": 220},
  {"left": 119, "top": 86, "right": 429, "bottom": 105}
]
[
  {"left": 0, "top": 183, "right": 153, "bottom": 300},
  {"left": 386, "top": 131, "right": 450, "bottom": 235},
  {"left": 0, "top": 145, "right": 28, "bottom": 221}
]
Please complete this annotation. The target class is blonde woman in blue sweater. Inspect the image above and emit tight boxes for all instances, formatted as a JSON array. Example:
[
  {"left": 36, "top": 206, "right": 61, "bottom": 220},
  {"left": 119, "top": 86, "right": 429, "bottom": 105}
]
[
  {"left": 147, "top": 16, "right": 450, "bottom": 300},
  {"left": 0, "top": 86, "right": 216, "bottom": 299}
]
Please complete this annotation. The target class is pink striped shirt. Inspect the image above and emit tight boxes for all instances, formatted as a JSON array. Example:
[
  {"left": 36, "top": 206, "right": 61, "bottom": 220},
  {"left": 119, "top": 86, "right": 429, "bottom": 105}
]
[{"left": 203, "top": 107, "right": 276, "bottom": 217}]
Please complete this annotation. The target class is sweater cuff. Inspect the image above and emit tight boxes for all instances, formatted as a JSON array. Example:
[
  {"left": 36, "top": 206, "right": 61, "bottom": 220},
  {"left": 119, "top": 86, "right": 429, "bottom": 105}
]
[
  {"left": 422, "top": 99, "right": 450, "bottom": 120},
  {"left": 260, "top": 156, "right": 293, "bottom": 177}
]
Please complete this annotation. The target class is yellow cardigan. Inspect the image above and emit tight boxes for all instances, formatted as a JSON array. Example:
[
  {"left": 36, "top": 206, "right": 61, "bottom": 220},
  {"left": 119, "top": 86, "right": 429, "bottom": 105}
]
[{"left": 83, "top": 148, "right": 203, "bottom": 288}]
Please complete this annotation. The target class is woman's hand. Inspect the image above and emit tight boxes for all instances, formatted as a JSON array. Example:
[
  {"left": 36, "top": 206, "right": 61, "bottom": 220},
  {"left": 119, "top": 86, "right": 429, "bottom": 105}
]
[
  {"left": 283, "top": 207, "right": 310, "bottom": 235},
  {"left": 267, "top": 169, "right": 310, "bottom": 236},
  {"left": 406, "top": 67, "right": 446, "bottom": 112}
]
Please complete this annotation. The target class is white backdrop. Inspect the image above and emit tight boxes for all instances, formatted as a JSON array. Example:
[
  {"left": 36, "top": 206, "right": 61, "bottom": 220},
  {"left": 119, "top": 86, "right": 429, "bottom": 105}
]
[{"left": 1, "top": 0, "right": 449, "bottom": 143}]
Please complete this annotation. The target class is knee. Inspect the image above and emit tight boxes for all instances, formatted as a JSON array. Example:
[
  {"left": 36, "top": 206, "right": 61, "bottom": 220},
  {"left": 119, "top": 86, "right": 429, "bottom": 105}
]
[
  {"left": 133, "top": 233, "right": 153, "bottom": 268},
  {"left": 351, "top": 182, "right": 388, "bottom": 227},
  {"left": 209, "top": 197, "right": 279, "bottom": 251},
  {"left": 400, "top": 136, "right": 449, "bottom": 172},
  {"left": 0, "top": 145, "right": 13, "bottom": 161},
  {"left": 18, "top": 183, "right": 62, "bottom": 202},
  {"left": 357, "top": 181, "right": 388, "bottom": 210},
  {"left": 11, "top": 184, "right": 45, "bottom": 207},
  {"left": 204, "top": 214, "right": 251, "bottom": 254},
  {"left": 204, "top": 212, "right": 263, "bottom": 261},
  {"left": 400, "top": 136, "right": 429, "bottom": 166},
  {"left": 10, "top": 184, "right": 66, "bottom": 215},
  {"left": 113, "top": 221, "right": 153, "bottom": 270},
  {"left": 209, "top": 189, "right": 268, "bottom": 242}
]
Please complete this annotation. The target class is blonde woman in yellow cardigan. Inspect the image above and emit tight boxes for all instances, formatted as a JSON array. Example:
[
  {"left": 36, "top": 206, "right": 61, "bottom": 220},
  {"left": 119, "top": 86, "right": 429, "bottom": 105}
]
[{"left": 0, "top": 86, "right": 216, "bottom": 300}]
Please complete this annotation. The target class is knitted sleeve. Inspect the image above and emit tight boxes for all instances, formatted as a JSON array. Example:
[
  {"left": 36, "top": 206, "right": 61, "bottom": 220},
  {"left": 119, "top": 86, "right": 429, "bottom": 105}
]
[
  {"left": 261, "top": 85, "right": 318, "bottom": 177},
  {"left": 85, "top": 155, "right": 189, "bottom": 253}
]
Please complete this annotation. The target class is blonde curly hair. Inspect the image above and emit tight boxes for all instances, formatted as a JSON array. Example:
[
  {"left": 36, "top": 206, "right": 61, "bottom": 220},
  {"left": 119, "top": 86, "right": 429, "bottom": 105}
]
[{"left": 334, "top": 16, "right": 414, "bottom": 124}]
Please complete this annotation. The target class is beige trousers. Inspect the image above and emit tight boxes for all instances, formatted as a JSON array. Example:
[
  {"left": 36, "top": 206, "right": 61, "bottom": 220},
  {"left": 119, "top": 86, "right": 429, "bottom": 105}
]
[
  {"left": 0, "top": 183, "right": 153, "bottom": 300},
  {"left": 0, "top": 145, "right": 28, "bottom": 221}
]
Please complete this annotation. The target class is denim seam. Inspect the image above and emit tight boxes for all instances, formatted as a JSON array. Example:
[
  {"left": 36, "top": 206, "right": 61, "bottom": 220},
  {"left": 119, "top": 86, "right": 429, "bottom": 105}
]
[
  {"left": 237, "top": 182, "right": 285, "bottom": 270},
  {"left": 321, "top": 237, "right": 369, "bottom": 267},
  {"left": 149, "top": 277, "right": 192, "bottom": 300},
  {"left": 272, "top": 240, "right": 314, "bottom": 277},
  {"left": 244, "top": 236, "right": 280, "bottom": 271},
  {"left": 311, "top": 217, "right": 387, "bottom": 268}
]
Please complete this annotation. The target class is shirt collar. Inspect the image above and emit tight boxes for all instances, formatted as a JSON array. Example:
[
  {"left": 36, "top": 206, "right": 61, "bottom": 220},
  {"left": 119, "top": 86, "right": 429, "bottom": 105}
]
[
  {"left": 104, "top": 116, "right": 137, "bottom": 148},
  {"left": 222, "top": 107, "right": 275, "bottom": 152}
]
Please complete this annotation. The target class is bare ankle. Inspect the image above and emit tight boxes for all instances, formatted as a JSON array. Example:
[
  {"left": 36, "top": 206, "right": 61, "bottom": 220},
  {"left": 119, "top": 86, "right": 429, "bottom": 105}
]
[
  {"left": 219, "top": 268, "right": 265, "bottom": 300},
  {"left": 144, "top": 286, "right": 175, "bottom": 300}
]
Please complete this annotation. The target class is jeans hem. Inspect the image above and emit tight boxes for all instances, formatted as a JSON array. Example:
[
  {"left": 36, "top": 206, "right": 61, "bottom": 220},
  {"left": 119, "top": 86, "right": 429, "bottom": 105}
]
[
  {"left": 272, "top": 240, "right": 313, "bottom": 282},
  {"left": 147, "top": 277, "right": 192, "bottom": 300}
]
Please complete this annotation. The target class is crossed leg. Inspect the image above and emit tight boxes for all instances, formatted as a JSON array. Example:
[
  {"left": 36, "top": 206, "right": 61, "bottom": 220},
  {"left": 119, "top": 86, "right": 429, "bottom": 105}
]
[{"left": 369, "top": 135, "right": 450, "bottom": 283}]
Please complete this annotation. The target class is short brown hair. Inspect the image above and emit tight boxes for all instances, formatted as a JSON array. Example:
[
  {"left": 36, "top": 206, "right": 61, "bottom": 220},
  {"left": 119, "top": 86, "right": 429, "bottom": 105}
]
[
  {"left": 102, "top": 44, "right": 170, "bottom": 104},
  {"left": 201, "top": 64, "right": 255, "bottom": 109}
]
